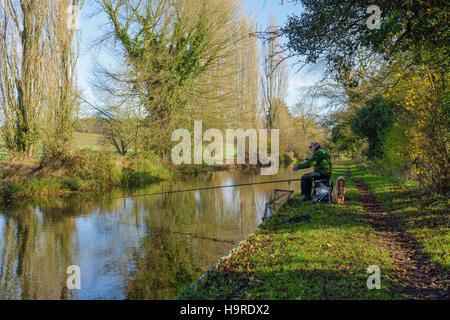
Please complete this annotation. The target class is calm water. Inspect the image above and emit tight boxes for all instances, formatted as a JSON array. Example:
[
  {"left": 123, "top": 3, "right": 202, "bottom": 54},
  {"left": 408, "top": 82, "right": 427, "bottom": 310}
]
[{"left": 0, "top": 166, "right": 301, "bottom": 300}]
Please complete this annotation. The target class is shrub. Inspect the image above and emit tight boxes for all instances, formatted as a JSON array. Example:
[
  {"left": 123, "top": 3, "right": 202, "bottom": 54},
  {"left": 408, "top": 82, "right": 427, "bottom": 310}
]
[
  {"left": 381, "top": 122, "right": 415, "bottom": 179},
  {"left": 351, "top": 94, "right": 397, "bottom": 159}
]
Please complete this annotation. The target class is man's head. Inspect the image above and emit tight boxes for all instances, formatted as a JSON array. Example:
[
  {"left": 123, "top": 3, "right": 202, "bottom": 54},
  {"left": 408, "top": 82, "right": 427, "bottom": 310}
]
[{"left": 308, "top": 142, "right": 321, "bottom": 153}]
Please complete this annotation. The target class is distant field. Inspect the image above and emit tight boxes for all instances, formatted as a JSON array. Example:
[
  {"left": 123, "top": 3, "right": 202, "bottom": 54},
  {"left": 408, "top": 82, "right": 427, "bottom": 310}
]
[
  {"left": 0, "top": 133, "right": 235, "bottom": 158},
  {"left": 73, "top": 132, "right": 115, "bottom": 151},
  {"left": 0, "top": 133, "right": 114, "bottom": 159}
]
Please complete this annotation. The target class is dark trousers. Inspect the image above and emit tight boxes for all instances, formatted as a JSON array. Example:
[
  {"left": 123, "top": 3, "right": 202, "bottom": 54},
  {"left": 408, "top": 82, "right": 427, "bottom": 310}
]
[{"left": 301, "top": 172, "right": 330, "bottom": 199}]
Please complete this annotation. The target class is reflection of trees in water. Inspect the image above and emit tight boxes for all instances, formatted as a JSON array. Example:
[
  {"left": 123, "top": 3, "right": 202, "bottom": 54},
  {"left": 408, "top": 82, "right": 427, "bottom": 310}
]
[
  {"left": 0, "top": 206, "right": 77, "bottom": 299},
  {"left": 124, "top": 171, "right": 269, "bottom": 299},
  {"left": 0, "top": 192, "right": 132, "bottom": 300},
  {"left": 125, "top": 224, "right": 202, "bottom": 300},
  {"left": 123, "top": 185, "right": 213, "bottom": 299}
]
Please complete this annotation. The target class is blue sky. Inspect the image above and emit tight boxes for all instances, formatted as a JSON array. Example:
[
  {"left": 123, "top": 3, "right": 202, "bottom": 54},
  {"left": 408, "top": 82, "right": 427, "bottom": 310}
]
[{"left": 77, "top": 0, "right": 320, "bottom": 115}]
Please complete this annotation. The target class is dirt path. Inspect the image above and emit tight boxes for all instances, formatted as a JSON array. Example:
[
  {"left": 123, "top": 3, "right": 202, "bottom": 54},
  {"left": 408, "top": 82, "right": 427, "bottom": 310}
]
[{"left": 348, "top": 169, "right": 449, "bottom": 300}]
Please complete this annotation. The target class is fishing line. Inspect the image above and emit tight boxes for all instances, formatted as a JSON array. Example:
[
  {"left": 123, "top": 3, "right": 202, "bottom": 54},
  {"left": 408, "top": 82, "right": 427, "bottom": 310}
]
[{"left": 99, "top": 178, "right": 302, "bottom": 202}]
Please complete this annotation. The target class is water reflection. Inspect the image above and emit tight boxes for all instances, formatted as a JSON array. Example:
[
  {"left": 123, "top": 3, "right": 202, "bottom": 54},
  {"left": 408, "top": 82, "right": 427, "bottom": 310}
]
[{"left": 0, "top": 167, "right": 301, "bottom": 299}]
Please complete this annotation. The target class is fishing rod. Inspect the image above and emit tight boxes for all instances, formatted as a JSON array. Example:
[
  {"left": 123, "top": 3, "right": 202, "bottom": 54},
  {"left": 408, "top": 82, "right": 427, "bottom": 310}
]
[{"left": 99, "top": 178, "right": 302, "bottom": 202}]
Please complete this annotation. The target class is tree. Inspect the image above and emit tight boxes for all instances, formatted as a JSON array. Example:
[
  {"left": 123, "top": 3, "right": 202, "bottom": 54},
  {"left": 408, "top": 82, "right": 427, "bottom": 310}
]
[
  {"left": 290, "top": 102, "right": 320, "bottom": 154},
  {"left": 42, "top": 0, "right": 82, "bottom": 163},
  {"left": 261, "top": 15, "right": 288, "bottom": 130},
  {"left": 351, "top": 94, "right": 396, "bottom": 159},
  {"left": 95, "top": 0, "right": 249, "bottom": 159},
  {"left": 0, "top": 1, "right": 49, "bottom": 157},
  {"left": 0, "top": 0, "right": 82, "bottom": 159},
  {"left": 188, "top": 18, "right": 262, "bottom": 131},
  {"left": 329, "top": 112, "right": 361, "bottom": 157},
  {"left": 279, "top": 0, "right": 449, "bottom": 192},
  {"left": 383, "top": 60, "right": 449, "bottom": 192},
  {"left": 98, "top": 97, "right": 145, "bottom": 156},
  {"left": 280, "top": 1, "right": 448, "bottom": 73}
]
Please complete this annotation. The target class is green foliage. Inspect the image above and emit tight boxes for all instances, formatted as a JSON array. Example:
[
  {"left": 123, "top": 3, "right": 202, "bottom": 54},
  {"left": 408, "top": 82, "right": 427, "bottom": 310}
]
[
  {"left": 381, "top": 122, "right": 414, "bottom": 177},
  {"left": 281, "top": 1, "right": 448, "bottom": 73},
  {"left": 62, "top": 176, "right": 85, "bottom": 191},
  {"left": 331, "top": 119, "right": 360, "bottom": 155},
  {"left": 351, "top": 95, "right": 396, "bottom": 159},
  {"left": 122, "top": 152, "right": 172, "bottom": 185},
  {"left": 362, "top": 3, "right": 449, "bottom": 74}
]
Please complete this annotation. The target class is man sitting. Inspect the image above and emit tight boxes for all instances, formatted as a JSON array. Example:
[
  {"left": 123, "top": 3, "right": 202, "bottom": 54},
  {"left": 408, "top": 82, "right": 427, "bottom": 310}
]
[{"left": 293, "top": 142, "right": 332, "bottom": 201}]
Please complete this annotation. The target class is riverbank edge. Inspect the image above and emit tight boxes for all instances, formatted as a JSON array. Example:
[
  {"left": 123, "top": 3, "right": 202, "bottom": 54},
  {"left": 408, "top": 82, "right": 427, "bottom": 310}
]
[
  {"left": 0, "top": 149, "right": 297, "bottom": 206},
  {"left": 176, "top": 161, "right": 448, "bottom": 299},
  {"left": 187, "top": 213, "right": 269, "bottom": 291},
  {"left": 0, "top": 157, "right": 272, "bottom": 206}
]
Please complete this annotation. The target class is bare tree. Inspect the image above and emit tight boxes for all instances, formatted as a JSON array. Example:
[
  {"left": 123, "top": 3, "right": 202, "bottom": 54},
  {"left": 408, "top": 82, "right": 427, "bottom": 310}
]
[
  {"left": 0, "top": 0, "right": 49, "bottom": 157},
  {"left": 261, "top": 15, "right": 288, "bottom": 129},
  {"left": 94, "top": 0, "right": 255, "bottom": 159},
  {"left": 290, "top": 101, "right": 321, "bottom": 152},
  {"left": 42, "top": 0, "right": 82, "bottom": 162},
  {"left": 0, "top": 0, "right": 81, "bottom": 159},
  {"left": 189, "top": 18, "right": 262, "bottom": 130}
]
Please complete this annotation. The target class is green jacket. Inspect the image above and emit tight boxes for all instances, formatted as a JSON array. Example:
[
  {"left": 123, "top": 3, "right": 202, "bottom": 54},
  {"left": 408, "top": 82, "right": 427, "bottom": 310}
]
[{"left": 296, "top": 147, "right": 332, "bottom": 176}]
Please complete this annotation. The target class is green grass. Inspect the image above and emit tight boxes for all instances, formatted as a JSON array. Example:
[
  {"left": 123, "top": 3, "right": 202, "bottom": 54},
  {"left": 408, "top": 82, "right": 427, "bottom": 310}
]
[
  {"left": 73, "top": 132, "right": 104, "bottom": 146},
  {"left": 350, "top": 166, "right": 449, "bottom": 270},
  {"left": 0, "top": 141, "right": 7, "bottom": 160},
  {"left": 178, "top": 162, "right": 403, "bottom": 300},
  {"left": 0, "top": 133, "right": 114, "bottom": 159},
  {"left": 73, "top": 132, "right": 116, "bottom": 152}
]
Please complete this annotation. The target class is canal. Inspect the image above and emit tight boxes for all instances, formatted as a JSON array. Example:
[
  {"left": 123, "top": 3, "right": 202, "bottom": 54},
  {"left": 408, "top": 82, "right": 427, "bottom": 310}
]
[{"left": 0, "top": 166, "right": 302, "bottom": 299}]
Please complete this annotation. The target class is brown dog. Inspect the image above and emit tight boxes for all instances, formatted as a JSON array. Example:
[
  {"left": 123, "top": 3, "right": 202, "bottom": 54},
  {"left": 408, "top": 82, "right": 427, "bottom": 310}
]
[{"left": 331, "top": 176, "right": 346, "bottom": 204}]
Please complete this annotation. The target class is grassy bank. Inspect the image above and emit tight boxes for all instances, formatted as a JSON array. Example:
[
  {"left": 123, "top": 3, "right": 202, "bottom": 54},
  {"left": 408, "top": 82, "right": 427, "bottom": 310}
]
[
  {"left": 0, "top": 133, "right": 229, "bottom": 204},
  {"left": 0, "top": 151, "right": 173, "bottom": 205},
  {"left": 351, "top": 166, "right": 449, "bottom": 270},
  {"left": 178, "top": 161, "right": 448, "bottom": 299},
  {"left": 0, "top": 132, "right": 263, "bottom": 204}
]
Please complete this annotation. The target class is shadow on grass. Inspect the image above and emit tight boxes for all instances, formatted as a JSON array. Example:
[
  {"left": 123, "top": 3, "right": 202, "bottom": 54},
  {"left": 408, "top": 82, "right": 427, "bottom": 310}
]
[
  {"left": 179, "top": 268, "right": 400, "bottom": 300},
  {"left": 260, "top": 203, "right": 367, "bottom": 234}
]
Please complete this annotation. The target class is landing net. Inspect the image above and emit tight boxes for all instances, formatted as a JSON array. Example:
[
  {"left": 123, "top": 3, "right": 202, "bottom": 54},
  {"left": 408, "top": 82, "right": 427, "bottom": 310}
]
[{"left": 263, "top": 189, "right": 294, "bottom": 220}]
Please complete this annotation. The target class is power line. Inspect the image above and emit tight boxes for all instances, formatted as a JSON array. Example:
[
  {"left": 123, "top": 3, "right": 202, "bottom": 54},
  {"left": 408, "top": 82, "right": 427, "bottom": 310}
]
[{"left": 79, "top": 95, "right": 117, "bottom": 121}]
